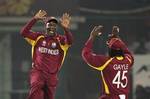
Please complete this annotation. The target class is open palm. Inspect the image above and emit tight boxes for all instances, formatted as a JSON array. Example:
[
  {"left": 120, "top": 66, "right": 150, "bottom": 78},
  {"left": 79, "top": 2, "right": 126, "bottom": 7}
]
[
  {"left": 60, "top": 13, "right": 71, "bottom": 29},
  {"left": 34, "top": 10, "right": 47, "bottom": 20},
  {"left": 90, "top": 25, "right": 104, "bottom": 37}
]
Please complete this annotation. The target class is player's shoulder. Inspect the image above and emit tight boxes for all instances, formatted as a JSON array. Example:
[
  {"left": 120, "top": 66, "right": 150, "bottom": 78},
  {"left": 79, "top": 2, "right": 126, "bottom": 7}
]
[
  {"left": 101, "top": 56, "right": 114, "bottom": 65},
  {"left": 124, "top": 54, "right": 134, "bottom": 64},
  {"left": 36, "top": 32, "right": 46, "bottom": 38},
  {"left": 36, "top": 32, "right": 44, "bottom": 35},
  {"left": 34, "top": 32, "right": 45, "bottom": 41}
]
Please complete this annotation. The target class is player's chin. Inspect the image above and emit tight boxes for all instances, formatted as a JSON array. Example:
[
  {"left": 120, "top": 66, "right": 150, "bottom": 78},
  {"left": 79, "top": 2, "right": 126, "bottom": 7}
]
[{"left": 47, "top": 30, "right": 56, "bottom": 36}]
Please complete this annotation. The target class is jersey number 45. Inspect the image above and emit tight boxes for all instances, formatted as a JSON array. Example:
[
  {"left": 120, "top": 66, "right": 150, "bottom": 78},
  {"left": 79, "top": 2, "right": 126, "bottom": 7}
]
[{"left": 112, "top": 71, "right": 128, "bottom": 88}]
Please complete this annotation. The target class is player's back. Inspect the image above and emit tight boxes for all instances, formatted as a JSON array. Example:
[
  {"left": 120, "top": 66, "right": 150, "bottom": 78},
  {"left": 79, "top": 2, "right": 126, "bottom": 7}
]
[{"left": 101, "top": 55, "right": 133, "bottom": 98}]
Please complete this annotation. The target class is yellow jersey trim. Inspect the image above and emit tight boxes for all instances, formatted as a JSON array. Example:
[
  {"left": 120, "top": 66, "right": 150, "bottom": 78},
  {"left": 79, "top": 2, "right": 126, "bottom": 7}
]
[
  {"left": 88, "top": 58, "right": 113, "bottom": 71},
  {"left": 59, "top": 43, "right": 70, "bottom": 66},
  {"left": 31, "top": 35, "right": 44, "bottom": 58},
  {"left": 87, "top": 58, "right": 114, "bottom": 94},
  {"left": 101, "top": 71, "right": 110, "bottom": 94},
  {"left": 116, "top": 56, "right": 124, "bottom": 60},
  {"left": 25, "top": 35, "right": 70, "bottom": 67},
  {"left": 25, "top": 38, "right": 35, "bottom": 46}
]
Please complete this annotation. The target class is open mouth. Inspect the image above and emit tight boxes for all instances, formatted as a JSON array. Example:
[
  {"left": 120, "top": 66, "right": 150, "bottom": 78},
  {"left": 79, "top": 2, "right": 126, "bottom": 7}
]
[{"left": 49, "top": 31, "right": 54, "bottom": 34}]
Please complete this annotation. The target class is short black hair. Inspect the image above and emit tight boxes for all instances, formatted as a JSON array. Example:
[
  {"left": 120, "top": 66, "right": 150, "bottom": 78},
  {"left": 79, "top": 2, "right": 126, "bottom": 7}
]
[{"left": 108, "top": 48, "right": 124, "bottom": 57}]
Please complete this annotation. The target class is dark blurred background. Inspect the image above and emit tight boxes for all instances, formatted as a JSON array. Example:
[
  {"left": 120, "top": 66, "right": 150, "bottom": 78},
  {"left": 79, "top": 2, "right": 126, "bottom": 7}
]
[{"left": 0, "top": 0, "right": 150, "bottom": 99}]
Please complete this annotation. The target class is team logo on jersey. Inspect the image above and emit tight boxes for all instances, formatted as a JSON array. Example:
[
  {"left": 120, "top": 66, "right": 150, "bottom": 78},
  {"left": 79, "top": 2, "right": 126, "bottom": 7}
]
[
  {"left": 42, "top": 41, "right": 46, "bottom": 46},
  {"left": 38, "top": 47, "right": 59, "bottom": 55},
  {"left": 51, "top": 42, "right": 57, "bottom": 48}
]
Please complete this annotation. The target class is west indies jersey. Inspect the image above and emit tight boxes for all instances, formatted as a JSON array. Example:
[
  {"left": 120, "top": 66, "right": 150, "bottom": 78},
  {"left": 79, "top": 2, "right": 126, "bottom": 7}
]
[
  {"left": 82, "top": 37, "right": 134, "bottom": 98},
  {"left": 21, "top": 18, "right": 73, "bottom": 74}
]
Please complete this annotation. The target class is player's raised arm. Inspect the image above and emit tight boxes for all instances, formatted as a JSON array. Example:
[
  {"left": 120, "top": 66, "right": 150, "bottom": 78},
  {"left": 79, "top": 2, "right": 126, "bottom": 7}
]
[
  {"left": 108, "top": 26, "right": 134, "bottom": 65},
  {"left": 82, "top": 25, "right": 109, "bottom": 67},
  {"left": 20, "top": 10, "right": 47, "bottom": 40},
  {"left": 60, "top": 13, "right": 73, "bottom": 45}
]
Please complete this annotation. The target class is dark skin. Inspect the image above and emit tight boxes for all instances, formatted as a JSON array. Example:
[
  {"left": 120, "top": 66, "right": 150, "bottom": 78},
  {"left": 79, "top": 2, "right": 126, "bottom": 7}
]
[
  {"left": 45, "top": 21, "right": 57, "bottom": 36},
  {"left": 89, "top": 25, "right": 123, "bottom": 57},
  {"left": 107, "top": 25, "right": 120, "bottom": 45},
  {"left": 34, "top": 10, "right": 71, "bottom": 36},
  {"left": 89, "top": 25, "right": 104, "bottom": 40},
  {"left": 108, "top": 25, "right": 120, "bottom": 38},
  {"left": 89, "top": 25, "right": 120, "bottom": 41}
]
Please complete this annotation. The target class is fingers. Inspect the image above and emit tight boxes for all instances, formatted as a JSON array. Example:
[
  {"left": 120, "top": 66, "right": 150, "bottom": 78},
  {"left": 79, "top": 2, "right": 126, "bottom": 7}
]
[
  {"left": 62, "top": 13, "right": 71, "bottom": 21},
  {"left": 112, "top": 25, "right": 119, "bottom": 33},
  {"left": 95, "top": 26, "right": 100, "bottom": 31},
  {"left": 38, "top": 9, "right": 47, "bottom": 16},
  {"left": 63, "top": 13, "right": 70, "bottom": 18},
  {"left": 93, "top": 25, "right": 104, "bottom": 32},
  {"left": 93, "top": 26, "right": 97, "bottom": 29},
  {"left": 97, "top": 25, "right": 104, "bottom": 36},
  {"left": 38, "top": 9, "right": 46, "bottom": 13},
  {"left": 90, "top": 25, "right": 104, "bottom": 37},
  {"left": 42, "top": 10, "right": 47, "bottom": 16},
  {"left": 112, "top": 25, "right": 119, "bottom": 29},
  {"left": 92, "top": 26, "right": 97, "bottom": 32}
]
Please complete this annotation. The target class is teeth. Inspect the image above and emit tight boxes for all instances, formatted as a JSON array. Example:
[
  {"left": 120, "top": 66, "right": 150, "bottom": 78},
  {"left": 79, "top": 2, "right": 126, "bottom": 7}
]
[
  {"left": 98, "top": 32, "right": 102, "bottom": 36},
  {"left": 50, "top": 31, "right": 54, "bottom": 34}
]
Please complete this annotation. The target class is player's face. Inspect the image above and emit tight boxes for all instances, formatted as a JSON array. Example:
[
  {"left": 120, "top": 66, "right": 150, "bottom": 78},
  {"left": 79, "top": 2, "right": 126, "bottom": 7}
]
[{"left": 46, "top": 21, "right": 57, "bottom": 36}]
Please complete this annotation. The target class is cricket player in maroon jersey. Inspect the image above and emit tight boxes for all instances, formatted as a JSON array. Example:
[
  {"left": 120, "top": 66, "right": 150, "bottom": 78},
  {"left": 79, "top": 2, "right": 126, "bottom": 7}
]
[
  {"left": 82, "top": 25, "right": 134, "bottom": 99},
  {"left": 20, "top": 10, "right": 73, "bottom": 99}
]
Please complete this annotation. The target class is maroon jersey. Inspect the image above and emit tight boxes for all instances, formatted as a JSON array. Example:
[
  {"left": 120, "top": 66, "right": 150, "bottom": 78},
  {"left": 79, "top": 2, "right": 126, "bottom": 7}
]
[
  {"left": 82, "top": 37, "right": 134, "bottom": 98},
  {"left": 21, "top": 18, "right": 73, "bottom": 74}
]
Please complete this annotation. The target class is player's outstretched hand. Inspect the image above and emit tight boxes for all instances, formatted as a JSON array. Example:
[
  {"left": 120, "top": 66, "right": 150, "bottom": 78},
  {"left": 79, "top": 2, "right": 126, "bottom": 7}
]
[
  {"left": 60, "top": 13, "right": 71, "bottom": 29},
  {"left": 90, "top": 25, "right": 104, "bottom": 38},
  {"left": 109, "top": 25, "right": 119, "bottom": 38},
  {"left": 107, "top": 25, "right": 120, "bottom": 45},
  {"left": 34, "top": 10, "right": 47, "bottom": 20}
]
